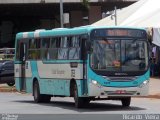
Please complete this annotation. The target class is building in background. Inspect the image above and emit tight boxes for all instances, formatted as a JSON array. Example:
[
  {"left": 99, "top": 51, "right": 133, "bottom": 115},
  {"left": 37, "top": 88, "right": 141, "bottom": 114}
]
[{"left": 0, "top": 0, "right": 137, "bottom": 48}]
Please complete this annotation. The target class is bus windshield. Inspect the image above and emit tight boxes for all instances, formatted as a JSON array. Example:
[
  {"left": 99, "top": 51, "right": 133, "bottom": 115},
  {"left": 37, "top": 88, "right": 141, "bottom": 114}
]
[{"left": 90, "top": 38, "right": 148, "bottom": 76}]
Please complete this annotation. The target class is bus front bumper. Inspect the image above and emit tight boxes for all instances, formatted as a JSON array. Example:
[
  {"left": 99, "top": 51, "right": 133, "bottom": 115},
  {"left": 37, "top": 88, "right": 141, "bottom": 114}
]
[{"left": 88, "top": 80, "right": 149, "bottom": 97}]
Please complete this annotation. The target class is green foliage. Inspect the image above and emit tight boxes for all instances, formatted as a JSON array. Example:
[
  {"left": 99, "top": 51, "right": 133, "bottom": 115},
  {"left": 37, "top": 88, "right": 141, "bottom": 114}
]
[{"left": 81, "top": 0, "right": 90, "bottom": 9}]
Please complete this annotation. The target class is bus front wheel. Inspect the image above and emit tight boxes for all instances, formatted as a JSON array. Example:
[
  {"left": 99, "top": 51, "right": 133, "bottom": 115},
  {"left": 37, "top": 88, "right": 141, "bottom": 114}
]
[
  {"left": 33, "top": 80, "right": 51, "bottom": 103},
  {"left": 74, "top": 83, "right": 85, "bottom": 108},
  {"left": 121, "top": 97, "right": 131, "bottom": 107}
]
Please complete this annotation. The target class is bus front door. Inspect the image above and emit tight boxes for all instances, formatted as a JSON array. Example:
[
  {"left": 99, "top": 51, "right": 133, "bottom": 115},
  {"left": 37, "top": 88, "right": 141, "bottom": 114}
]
[{"left": 20, "top": 42, "right": 27, "bottom": 91}]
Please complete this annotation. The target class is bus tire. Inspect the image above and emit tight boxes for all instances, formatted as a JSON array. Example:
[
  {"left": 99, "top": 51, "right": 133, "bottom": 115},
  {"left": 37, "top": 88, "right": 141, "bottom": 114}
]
[
  {"left": 121, "top": 97, "right": 131, "bottom": 107},
  {"left": 74, "top": 83, "right": 84, "bottom": 108},
  {"left": 42, "top": 95, "right": 51, "bottom": 103},
  {"left": 83, "top": 98, "right": 90, "bottom": 106},
  {"left": 33, "top": 81, "right": 43, "bottom": 103}
]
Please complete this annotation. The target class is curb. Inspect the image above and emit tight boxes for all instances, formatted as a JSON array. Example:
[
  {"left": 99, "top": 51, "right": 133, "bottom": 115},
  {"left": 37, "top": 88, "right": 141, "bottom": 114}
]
[
  {"left": 135, "top": 95, "right": 160, "bottom": 99},
  {"left": 0, "top": 86, "right": 17, "bottom": 92},
  {"left": 146, "top": 94, "right": 160, "bottom": 99}
]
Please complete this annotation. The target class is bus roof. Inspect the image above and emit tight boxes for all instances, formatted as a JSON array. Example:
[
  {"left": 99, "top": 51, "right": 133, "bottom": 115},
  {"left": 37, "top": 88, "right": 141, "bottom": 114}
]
[{"left": 15, "top": 26, "right": 146, "bottom": 40}]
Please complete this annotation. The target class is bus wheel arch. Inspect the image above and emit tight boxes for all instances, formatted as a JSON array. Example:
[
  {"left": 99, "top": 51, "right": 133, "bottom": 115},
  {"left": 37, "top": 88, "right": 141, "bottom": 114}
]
[
  {"left": 33, "top": 78, "right": 42, "bottom": 103},
  {"left": 32, "top": 78, "right": 38, "bottom": 95},
  {"left": 33, "top": 78, "right": 51, "bottom": 103},
  {"left": 70, "top": 79, "right": 76, "bottom": 97},
  {"left": 70, "top": 79, "right": 89, "bottom": 108},
  {"left": 73, "top": 81, "right": 85, "bottom": 108}
]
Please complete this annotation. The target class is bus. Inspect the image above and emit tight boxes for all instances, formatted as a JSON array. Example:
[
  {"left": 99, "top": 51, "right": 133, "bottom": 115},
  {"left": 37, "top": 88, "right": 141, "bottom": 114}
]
[{"left": 14, "top": 26, "right": 149, "bottom": 108}]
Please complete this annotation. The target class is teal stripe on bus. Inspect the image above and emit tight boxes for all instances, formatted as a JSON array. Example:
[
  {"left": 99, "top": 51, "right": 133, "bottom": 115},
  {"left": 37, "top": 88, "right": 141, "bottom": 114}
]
[{"left": 42, "top": 60, "right": 84, "bottom": 64}]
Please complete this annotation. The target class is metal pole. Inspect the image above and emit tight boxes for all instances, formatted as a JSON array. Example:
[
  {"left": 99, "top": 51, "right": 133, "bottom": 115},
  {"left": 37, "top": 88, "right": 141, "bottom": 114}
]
[
  {"left": 115, "top": 6, "right": 117, "bottom": 26},
  {"left": 60, "top": 0, "right": 64, "bottom": 28}
]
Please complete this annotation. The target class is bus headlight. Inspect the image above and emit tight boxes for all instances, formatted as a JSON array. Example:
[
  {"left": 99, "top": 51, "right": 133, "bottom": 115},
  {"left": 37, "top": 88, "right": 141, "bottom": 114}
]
[
  {"left": 139, "top": 80, "right": 149, "bottom": 88},
  {"left": 91, "top": 80, "right": 101, "bottom": 88},
  {"left": 91, "top": 80, "right": 98, "bottom": 85}
]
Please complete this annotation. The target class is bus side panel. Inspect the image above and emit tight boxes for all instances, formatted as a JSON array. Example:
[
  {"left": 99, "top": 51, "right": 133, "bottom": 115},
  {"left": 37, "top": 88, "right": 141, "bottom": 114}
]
[
  {"left": 25, "top": 61, "right": 33, "bottom": 93},
  {"left": 39, "top": 78, "right": 85, "bottom": 97},
  {"left": 38, "top": 79, "right": 70, "bottom": 96},
  {"left": 14, "top": 63, "right": 22, "bottom": 91},
  {"left": 15, "top": 78, "right": 21, "bottom": 91},
  {"left": 51, "top": 79, "right": 84, "bottom": 97},
  {"left": 30, "top": 61, "right": 55, "bottom": 95},
  {"left": 39, "top": 79, "right": 54, "bottom": 95},
  {"left": 64, "top": 80, "right": 70, "bottom": 96},
  {"left": 14, "top": 62, "right": 33, "bottom": 93},
  {"left": 36, "top": 61, "right": 68, "bottom": 96},
  {"left": 29, "top": 61, "right": 41, "bottom": 93},
  {"left": 53, "top": 79, "right": 65, "bottom": 95},
  {"left": 25, "top": 78, "right": 33, "bottom": 93},
  {"left": 36, "top": 61, "right": 84, "bottom": 96},
  {"left": 51, "top": 80, "right": 69, "bottom": 96}
]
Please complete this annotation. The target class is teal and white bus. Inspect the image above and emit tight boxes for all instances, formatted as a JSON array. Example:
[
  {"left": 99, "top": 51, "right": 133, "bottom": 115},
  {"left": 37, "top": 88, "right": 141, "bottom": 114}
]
[{"left": 14, "top": 26, "right": 149, "bottom": 108}]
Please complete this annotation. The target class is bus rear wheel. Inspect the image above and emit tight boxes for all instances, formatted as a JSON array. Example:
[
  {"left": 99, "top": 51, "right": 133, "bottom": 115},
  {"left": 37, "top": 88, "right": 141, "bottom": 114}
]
[
  {"left": 33, "top": 80, "right": 51, "bottom": 103},
  {"left": 121, "top": 97, "right": 131, "bottom": 107}
]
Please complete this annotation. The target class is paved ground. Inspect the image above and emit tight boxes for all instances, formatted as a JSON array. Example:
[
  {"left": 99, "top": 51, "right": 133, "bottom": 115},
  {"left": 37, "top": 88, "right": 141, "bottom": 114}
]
[
  {"left": 0, "top": 78, "right": 160, "bottom": 120},
  {"left": 0, "top": 93, "right": 160, "bottom": 114},
  {"left": 148, "top": 77, "right": 160, "bottom": 98}
]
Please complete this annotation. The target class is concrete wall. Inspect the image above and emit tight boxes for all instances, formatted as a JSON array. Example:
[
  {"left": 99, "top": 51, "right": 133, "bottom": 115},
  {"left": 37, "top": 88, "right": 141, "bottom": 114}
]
[
  {"left": 40, "top": 19, "right": 54, "bottom": 29},
  {"left": 70, "top": 11, "right": 83, "bottom": 27},
  {"left": 89, "top": 6, "right": 102, "bottom": 24},
  {"left": 0, "top": 21, "right": 13, "bottom": 44}
]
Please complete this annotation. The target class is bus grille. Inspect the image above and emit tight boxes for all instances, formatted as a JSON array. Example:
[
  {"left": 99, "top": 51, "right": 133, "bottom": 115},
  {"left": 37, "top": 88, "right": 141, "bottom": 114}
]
[
  {"left": 105, "top": 91, "right": 137, "bottom": 95},
  {"left": 104, "top": 76, "right": 137, "bottom": 82}
]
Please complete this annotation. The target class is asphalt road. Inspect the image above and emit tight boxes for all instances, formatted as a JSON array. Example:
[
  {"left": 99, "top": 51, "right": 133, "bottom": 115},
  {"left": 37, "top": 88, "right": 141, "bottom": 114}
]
[
  {"left": 0, "top": 92, "right": 160, "bottom": 115},
  {"left": 1, "top": 78, "right": 160, "bottom": 120}
]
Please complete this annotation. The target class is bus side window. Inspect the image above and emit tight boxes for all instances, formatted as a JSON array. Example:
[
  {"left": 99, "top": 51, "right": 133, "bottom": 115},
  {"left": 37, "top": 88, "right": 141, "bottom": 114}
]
[
  {"left": 41, "top": 38, "right": 50, "bottom": 60},
  {"left": 58, "top": 37, "right": 68, "bottom": 60},
  {"left": 69, "top": 36, "right": 80, "bottom": 60},
  {"left": 49, "top": 37, "right": 58, "bottom": 60},
  {"left": 35, "top": 38, "right": 41, "bottom": 60},
  {"left": 28, "top": 38, "right": 41, "bottom": 60},
  {"left": 28, "top": 39, "right": 36, "bottom": 60}
]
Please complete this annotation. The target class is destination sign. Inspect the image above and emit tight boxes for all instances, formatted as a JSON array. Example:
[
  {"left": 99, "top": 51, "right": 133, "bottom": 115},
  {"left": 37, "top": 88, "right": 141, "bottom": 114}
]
[{"left": 91, "top": 28, "right": 147, "bottom": 38}]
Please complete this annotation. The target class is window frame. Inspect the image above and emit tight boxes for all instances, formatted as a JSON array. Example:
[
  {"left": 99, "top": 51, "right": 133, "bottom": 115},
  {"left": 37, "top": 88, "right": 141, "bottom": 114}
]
[{"left": 15, "top": 33, "right": 88, "bottom": 61}]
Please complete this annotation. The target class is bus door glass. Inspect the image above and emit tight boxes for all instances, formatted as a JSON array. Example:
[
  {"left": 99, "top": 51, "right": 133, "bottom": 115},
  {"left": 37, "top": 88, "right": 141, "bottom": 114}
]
[{"left": 20, "top": 42, "right": 27, "bottom": 91}]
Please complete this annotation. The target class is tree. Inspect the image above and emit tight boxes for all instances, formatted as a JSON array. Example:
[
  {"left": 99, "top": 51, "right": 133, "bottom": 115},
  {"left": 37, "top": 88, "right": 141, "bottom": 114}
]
[{"left": 82, "top": 0, "right": 90, "bottom": 9}]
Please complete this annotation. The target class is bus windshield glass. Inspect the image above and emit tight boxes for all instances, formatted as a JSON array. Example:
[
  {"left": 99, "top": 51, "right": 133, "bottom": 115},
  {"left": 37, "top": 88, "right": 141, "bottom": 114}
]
[{"left": 90, "top": 29, "right": 148, "bottom": 75}]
